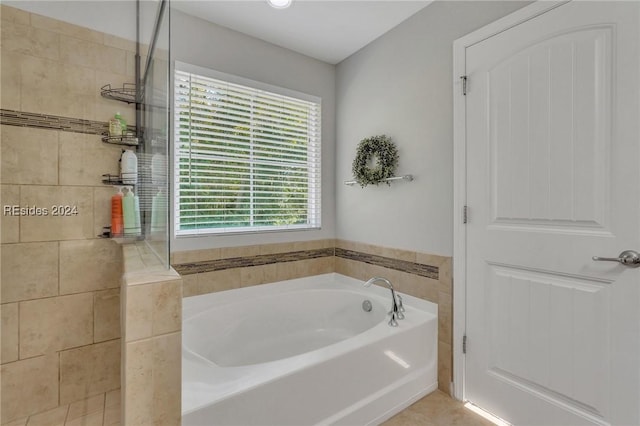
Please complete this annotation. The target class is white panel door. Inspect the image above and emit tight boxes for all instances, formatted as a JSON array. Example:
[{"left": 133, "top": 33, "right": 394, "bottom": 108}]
[{"left": 465, "top": 2, "right": 640, "bottom": 425}]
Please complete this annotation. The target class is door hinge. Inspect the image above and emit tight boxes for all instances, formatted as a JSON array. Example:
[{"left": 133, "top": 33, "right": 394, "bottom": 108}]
[
  {"left": 463, "top": 335, "right": 467, "bottom": 354},
  {"left": 460, "top": 75, "right": 467, "bottom": 96},
  {"left": 463, "top": 205, "right": 468, "bottom": 224}
]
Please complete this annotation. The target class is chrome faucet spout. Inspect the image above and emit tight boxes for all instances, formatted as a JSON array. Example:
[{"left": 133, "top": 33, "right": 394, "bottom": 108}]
[{"left": 363, "top": 277, "right": 405, "bottom": 325}]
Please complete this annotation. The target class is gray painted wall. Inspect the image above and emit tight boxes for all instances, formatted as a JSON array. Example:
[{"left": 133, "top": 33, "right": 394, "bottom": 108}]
[
  {"left": 335, "top": 1, "right": 530, "bottom": 256},
  {"left": 170, "top": 9, "right": 337, "bottom": 251}
]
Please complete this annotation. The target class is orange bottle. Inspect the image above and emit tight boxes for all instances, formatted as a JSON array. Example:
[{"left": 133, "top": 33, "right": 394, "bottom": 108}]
[{"left": 111, "top": 186, "right": 124, "bottom": 236}]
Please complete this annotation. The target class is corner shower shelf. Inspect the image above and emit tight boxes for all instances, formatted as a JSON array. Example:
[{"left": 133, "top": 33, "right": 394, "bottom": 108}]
[
  {"left": 100, "top": 83, "right": 139, "bottom": 104},
  {"left": 101, "top": 132, "right": 139, "bottom": 146},
  {"left": 344, "top": 174, "right": 414, "bottom": 186},
  {"left": 101, "top": 174, "right": 137, "bottom": 186}
]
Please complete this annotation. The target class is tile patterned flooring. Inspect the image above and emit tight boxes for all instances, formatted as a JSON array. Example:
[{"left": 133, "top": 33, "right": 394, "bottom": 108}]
[
  {"left": 8, "top": 389, "right": 488, "bottom": 426},
  {"left": 383, "top": 391, "right": 495, "bottom": 426},
  {"left": 4, "top": 390, "right": 120, "bottom": 426}
]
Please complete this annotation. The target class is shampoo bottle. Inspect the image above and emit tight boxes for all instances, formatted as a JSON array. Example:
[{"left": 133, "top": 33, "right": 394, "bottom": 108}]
[
  {"left": 151, "top": 190, "right": 167, "bottom": 234},
  {"left": 109, "top": 114, "right": 122, "bottom": 137},
  {"left": 120, "top": 150, "right": 137, "bottom": 185},
  {"left": 122, "top": 187, "right": 137, "bottom": 236},
  {"left": 133, "top": 188, "right": 141, "bottom": 236},
  {"left": 111, "top": 186, "right": 124, "bottom": 236},
  {"left": 115, "top": 112, "right": 127, "bottom": 133}
]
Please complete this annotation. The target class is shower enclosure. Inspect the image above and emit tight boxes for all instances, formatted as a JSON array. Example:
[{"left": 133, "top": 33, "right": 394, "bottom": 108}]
[{"left": 136, "top": 0, "right": 170, "bottom": 266}]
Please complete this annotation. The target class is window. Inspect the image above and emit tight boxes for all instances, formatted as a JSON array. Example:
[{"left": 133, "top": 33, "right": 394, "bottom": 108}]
[{"left": 174, "top": 65, "right": 321, "bottom": 235}]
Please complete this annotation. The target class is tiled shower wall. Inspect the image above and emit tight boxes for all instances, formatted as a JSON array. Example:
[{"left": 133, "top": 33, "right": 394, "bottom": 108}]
[
  {"left": 172, "top": 239, "right": 453, "bottom": 395},
  {"left": 0, "top": 6, "right": 135, "bottom": 423}
]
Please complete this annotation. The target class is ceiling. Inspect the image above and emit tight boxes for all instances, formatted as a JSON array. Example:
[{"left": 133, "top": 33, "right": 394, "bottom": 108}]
[{"left": 171, "top": 1, "right": 433, "bottom": 64}]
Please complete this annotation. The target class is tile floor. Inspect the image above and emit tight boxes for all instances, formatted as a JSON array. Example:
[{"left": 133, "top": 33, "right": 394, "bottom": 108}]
[
  {"left": 4, "top": 389, "right": 120, "bottom": 426},
  {"left": 383, "top": 391, "right": 495, "bottom": 426},
  {"left": 9, "top": 388, "right": 487, "bottom": 426}
]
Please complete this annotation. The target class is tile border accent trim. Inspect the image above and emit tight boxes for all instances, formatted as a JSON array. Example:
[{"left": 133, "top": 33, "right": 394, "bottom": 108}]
[
  {"left": 335, "top": 248, "right": 439, "bottom": 280},
  {"left": 0, "top": 109, "right": 114, "bottom": 135},
  {"left": 172, "top": 246, "right": 439, "bottom": 280},
  {"left": 173, "top": 248, "right": 335, "bottom": 275}
]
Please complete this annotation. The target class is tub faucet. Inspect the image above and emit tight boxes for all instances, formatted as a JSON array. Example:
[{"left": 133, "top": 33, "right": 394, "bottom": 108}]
[{"left": 363, "top": 277, "right": 405, "bottom": 326}]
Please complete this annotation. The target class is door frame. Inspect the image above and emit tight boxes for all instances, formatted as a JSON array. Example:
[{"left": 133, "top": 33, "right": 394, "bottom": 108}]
[{"left": 451, "top": 0, "right": 570, "bottom": 401}]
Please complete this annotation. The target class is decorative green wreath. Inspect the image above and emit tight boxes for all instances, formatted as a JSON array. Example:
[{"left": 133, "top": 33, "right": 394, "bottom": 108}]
[{"left": 352, "top": 135, "right": 399, "bottom": 187}]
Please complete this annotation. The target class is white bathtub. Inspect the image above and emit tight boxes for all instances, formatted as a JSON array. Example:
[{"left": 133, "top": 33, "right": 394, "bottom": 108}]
[{"left": 182, "top": 273, "right": 438, "bottom": 426}]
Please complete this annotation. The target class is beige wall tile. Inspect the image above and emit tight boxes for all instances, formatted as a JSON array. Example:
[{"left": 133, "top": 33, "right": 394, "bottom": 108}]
[
  {"left": 64, "top": 411, "right": 103, "bottom": 426},
  {"left": 30, "top": 13, "right": 104, "bottom": 44},
  {"left": 105, "top": 388, "right": 120, "bottom": 408},
  {"left": 94, "top": 289, "right": 120, "bottom": 343},
  {"left": 1, "top": 303, "right": 19, "bottom": 363},
  {"left": 258, "top": 242, "right": 295, "bottom": 255},
  {"left": 123, "top": 338, "right": 153, "bottom": 425},
  {"left": 1, "top": 185, "right": 20, "bottom": 243},
  {"left": 150, "top": 332, "right": 181, "bottom": 426},
  {"left": 20, "top": 186, "right": 94, "bottom": 242},
  {"left": 124, "top": 332, "right": 180, "bottom": 426},
  {"left": 66, "top": 394, "right": 104, "bottom": 421},
  {"left": 20, "top": 293, "right": 93, "bottom": 358},
  {"left": 397, "top": 274, "right": 438, "bottom": 303},
  {"left": 59, "top": 339, "right": 120, "bottom": 405},
  {"left": 3, "top": 417, "right": 27, "bottom": 426},
  {"left": 276, "top": 259, "right": 327, "bottom": 281},
  {"left": 262, "top": 263, "right": 278, "bottom": 284},
  {"left": 103, "top": 401, "right": 121, "bottom": 426},
  {"left": 220, "top": 245, "right": 260, "bottom": 259},
  {"left": 415, "top": 252, "right": 446, "bottom": 268},
  {"left": 172, "top": 248, "right": 221, "bottom": 265},
  {"left": 152, "top": 279, "right": 182, "bottom": 336},
  {"left": 1, "top": 51, "right": 22, "bottom": 110},
  {"left": 94, "top": 186, "right": 115, "bottom": 238},
  {"left": 0, "top": 5, "right": 30, "bottom": 25},
  {"left": 124, "top": 284, "right": 152, "bottom": 342},
  {"left": 0, "top": 20, "right": 59, "bottom": 60},
  {"left": 181, "top": 274, "right": 199, "bottom": 298},
  {"left": 335, "top": 239, "right": 359, "bottom": 252},
  {"left": 379, "top": 246, "right": 416, "bottom": 262},
  {"left": 309, "top": 256, "right": 334, "bottom": 275},
  {"left": 275, "top": 260, "right": 302, "bottom": 281},
  {"left": 103, "top": 34, "right": 136, "bottom": 52},
  {"left": 1, "top": 242, "right": 58, "bottom": 303},
  {"left": 26, "top": 405, "right": 68, "bottom": 426},
  {"left": 438, "top": 257, "right": 452, "bottom": 294},
  {"left": 58, "top": 132, "right": 122, "bottom": 186},
  {"left": 292, "top": 240, "right": 326, "bottom": 252},
  {"left": 240, "top": 265, "right": 265, "bottom": 287},
  {"left": 335, "top": 257, "right": 367, "bottom": 281},
  {"left": 1, "top": 126, "right": 58, "bottom": 185},
  {"left": 438, "top": 341, "right": 452, "bottom": 395},
  {"left": 125, "top": 51, "right": 137, "bottom": 77},
  {"left": 438, "top": 291, "right": 452, "bottom": 346},
  {"left": 0, "top": 354, "right": 59, "bottom": 423},
  {"left": 59, "top": 35, "right": 126, "bottom": 75},
  {"left": 197, "top": 269, "right": 241, "bottom": 295},
  {"left": 365, "top": 264, "right": 400, "bottom": 285},
  {"left": 59, "top": 238, "right": 122, "bottom": 294},
  {"left": 20, "top": 56, "right": 95, "bottom": 120}
]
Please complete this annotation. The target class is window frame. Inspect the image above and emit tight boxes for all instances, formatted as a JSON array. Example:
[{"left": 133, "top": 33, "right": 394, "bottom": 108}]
[{"left": 173, "top": 62, "right": 322, "bottom": 237}]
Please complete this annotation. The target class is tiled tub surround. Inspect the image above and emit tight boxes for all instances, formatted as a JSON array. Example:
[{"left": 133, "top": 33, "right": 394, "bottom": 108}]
[
  {"left": 1, "top": 5, "right": 136, "bottom": 423},
  {"left": 172, "top": 239, "right": 453, "bottom": 395},
  {"left": 121, "top": 243, "right": 182, "bottom": 426}
]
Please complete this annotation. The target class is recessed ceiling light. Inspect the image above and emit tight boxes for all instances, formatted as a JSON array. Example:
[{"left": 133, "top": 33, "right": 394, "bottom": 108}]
[{"left": 267, "top": 0, "right": 292, "bottom": 9}]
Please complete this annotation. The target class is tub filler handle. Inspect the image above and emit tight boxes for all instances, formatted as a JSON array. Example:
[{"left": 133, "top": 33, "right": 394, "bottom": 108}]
[{"left": 363, "top": 277, "right": 405, "bottom": 327}]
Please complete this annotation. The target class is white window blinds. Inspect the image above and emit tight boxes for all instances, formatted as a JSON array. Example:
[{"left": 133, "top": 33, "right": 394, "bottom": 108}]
[{"left": 174, "top": 69, "right": 321, "bottom": 235}]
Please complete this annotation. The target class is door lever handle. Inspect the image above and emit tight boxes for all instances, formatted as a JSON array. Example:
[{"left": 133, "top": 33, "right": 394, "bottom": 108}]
[{"left": 592, "top": 250, "right": 640, "bottom": 267}]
